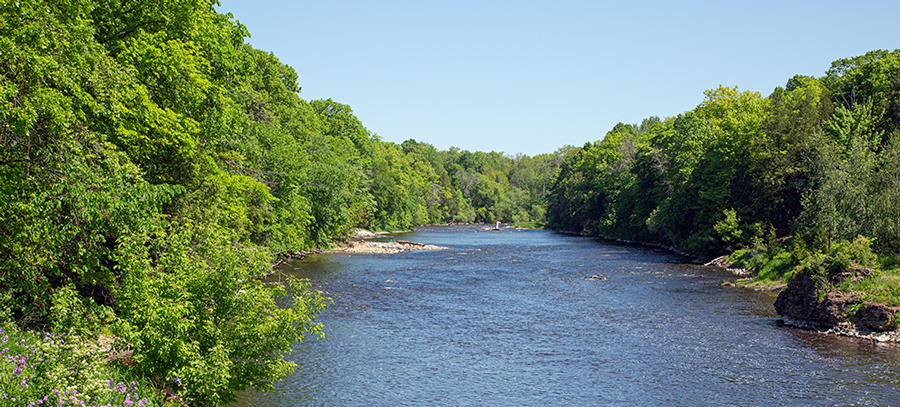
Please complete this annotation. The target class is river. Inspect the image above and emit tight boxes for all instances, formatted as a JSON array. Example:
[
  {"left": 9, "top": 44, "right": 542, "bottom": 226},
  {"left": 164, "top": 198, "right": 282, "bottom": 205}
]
[{"left": 231, "top": 225, "right": 900, "bottom": 406}]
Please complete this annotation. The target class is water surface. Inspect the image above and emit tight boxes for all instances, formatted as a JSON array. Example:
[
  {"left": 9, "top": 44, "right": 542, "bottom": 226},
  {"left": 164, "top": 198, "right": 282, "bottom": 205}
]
[{"left": 232, "top": 225, "right": 900, "bottom": 406}]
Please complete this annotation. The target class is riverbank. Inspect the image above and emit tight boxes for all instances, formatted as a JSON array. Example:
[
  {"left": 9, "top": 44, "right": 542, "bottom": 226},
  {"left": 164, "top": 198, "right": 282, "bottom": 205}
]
[
  {"left": 555, "top": 229, "right": 705, "bottom": 264},
  {"left": 779, "top": 317, "right": 900, "bottom": 343},
  {"left": 324, "top": 229, "right": 448, "bottom": 254},
  {"left": 707, "top": 237, "right": 900, "bottom": 343},
  {"left": 328, "top": 239, "right": 448, "bottom": 254}
]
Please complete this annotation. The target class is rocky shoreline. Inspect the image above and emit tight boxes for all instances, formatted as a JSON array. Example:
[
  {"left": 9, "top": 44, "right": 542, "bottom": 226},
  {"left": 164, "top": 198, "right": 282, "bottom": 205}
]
[
  {"left": 773, "top": 265, "right": 900, "bottom": 343},
  {"left": 703, "top": 253, "right": 900, "bottom": 343},
  {"left": 778, "top": 317, "right": 900, "bottom": 343},
  {"left": 705, "top": 255, "right": 752, "bottom": 276},
  {"left": 328, "top": 239, "right": 448, "bottom": 254},
  {"left": 326, "top": 229, "right": 448, "bottom": 254}
]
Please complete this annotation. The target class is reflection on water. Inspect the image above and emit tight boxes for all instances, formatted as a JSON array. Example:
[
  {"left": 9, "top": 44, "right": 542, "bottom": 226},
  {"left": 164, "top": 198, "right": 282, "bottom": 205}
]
[{"left": 232, "top": 225, "right": 900, "bottom": 407}]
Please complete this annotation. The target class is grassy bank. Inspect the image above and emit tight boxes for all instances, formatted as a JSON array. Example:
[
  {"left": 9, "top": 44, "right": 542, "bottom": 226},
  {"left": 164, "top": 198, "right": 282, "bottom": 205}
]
[{"left": 726, "top": 237, "right": 900, "bottom": 307}]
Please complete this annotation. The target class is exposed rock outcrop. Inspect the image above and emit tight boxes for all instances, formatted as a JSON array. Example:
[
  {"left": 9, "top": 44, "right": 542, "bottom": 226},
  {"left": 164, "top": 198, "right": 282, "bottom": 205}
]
[
  {"left": 705, "top": 255, "right": 752, "bottom": 276},
  {"left": 774, "top": 266, "right": 900, "bottom": 341},
  {"left": 328, "top": 239, "right": 447, "bottom": 254},
  {"left": 271, "top": 249, "right": 324, "bottom": 267}
]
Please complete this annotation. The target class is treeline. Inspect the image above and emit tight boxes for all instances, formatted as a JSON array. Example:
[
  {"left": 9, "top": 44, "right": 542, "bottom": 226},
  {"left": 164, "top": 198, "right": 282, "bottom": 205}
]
[
  {"left": 400, "top": 140, "right": 563, "bottom": 226},
  {"left": 0, "top": 1, "right": 557, "bottom": 406},
  {"left": 546, "top": 50, "right": 900, "bottom": 260}
]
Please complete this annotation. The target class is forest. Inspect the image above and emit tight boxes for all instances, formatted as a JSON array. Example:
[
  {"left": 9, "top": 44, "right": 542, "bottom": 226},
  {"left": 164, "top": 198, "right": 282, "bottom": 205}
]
[
  {"left": 3, "top": 0, "right": 900, "bottom": 406},
  {"left": 545, "top": 49, "right": 900, "bottom": 326},
  {"left": 546, "top": 51, "right": 900, "bottom": 263},
  {"left": 0, "top": 1, "right": 558, "bottom": 406}
]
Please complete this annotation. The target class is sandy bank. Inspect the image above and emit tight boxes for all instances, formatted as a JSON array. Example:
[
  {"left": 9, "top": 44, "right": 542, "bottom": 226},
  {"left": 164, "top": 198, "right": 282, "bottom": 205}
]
[{"left": 328, "top": 234, "right": 448, "bottom": 254}]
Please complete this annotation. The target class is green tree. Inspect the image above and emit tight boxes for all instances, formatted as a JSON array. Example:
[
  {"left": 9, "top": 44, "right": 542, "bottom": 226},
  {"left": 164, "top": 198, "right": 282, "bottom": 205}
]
[
  {"left": 1, "top": 3, "right": 332, "bottom": 407},
  {"left": 801, "top": 103, "right": 882, "bottom": 250},
  {"left": 115, "top": 222, "right": 328, "bottom": 407}
]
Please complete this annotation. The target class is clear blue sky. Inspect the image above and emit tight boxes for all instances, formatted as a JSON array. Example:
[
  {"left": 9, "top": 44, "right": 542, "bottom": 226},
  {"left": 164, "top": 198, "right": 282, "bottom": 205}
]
[{"left": 217, "top": 1, "right": 900, "bottom": 156}]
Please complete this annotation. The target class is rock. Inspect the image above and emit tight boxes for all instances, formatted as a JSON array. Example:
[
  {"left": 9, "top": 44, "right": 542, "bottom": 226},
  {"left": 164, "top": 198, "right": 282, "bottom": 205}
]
[
  {"left": 856, "top": 302, "right": 900, "bottom": 332},
  {"left": 705, "top": 255, "right": 752, "bottom": 276},
  {"left": 774, "top": 269, "right": 858, "bottom": 329},
  {"left": 328, "top": 240, "right": 448, "bottom": 254},
  {"left": 774, "top": 266, "right": 900, "bottom": 340},
  {"left": 351, "top": 229, "right": 381, "bottom": 239}
]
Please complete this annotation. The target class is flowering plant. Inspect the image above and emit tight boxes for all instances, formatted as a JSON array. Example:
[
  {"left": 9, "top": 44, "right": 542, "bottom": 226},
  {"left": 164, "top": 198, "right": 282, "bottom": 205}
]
[{"left": 0, "top": 326, "right": 158, "bottom": 407}]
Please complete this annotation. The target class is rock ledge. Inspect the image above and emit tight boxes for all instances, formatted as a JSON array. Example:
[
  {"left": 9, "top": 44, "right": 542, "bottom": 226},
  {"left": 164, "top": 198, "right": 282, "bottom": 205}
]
[
  {"left": 774, "top": 267, "right": 900, "bottom": 342},
  {"left": 328, "top": 240, "right": 447, "bottom": 254}
]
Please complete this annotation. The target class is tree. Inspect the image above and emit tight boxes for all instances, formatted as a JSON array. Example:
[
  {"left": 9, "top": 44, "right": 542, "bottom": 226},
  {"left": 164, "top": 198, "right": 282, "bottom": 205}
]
[
  {"left": 1, "top": 3, "right": 331, "bottom": 406},
  {"left": 800, "top": 102, "right": 883, "bottom": 250},
  {"left": 115, "top": 222, "right": 328, "bottom": 407}
]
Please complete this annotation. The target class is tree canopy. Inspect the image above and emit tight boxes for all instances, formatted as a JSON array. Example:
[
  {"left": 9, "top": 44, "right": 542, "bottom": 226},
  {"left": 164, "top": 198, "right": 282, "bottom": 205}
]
[
  {"left": 0, "top": 2, "right": 559, "bottom": 404},
  {"left": 6, "top": 1, "right": 899, "bottom": 404},
  {"left": 546, "top": 50, "right": 900, "bottom": 260}
]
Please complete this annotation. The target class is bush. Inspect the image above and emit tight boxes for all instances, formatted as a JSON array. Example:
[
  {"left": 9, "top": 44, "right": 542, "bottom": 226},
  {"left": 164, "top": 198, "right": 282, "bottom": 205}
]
[
  {"left": 0, "top": 324, "right": 160, "bottom": 407},
  {"left": 49, "top": 285, "right": 117, "bottom": 337},
  {"left": 787, "top": 236, "right": 880, "bottom": 295}
]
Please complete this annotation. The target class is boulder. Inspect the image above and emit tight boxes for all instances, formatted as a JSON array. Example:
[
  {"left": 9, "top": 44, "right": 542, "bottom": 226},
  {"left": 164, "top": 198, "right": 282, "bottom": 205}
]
[{"left": 774, "top": 267, "right": 898, "bottom": 333}]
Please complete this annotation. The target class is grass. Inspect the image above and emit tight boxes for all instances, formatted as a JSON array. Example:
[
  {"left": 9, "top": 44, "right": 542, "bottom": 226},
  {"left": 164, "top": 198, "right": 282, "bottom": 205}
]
[
  {"left": 727, "top": 249, "right": 797, "bottom": 289},
  {"left": 836, "top": 267, "right": 900, "bottom": 307},
  {"left": 0, "top": 324, "right": 161, "bottom": 407},
  {"left": 756, "top": 252, "right": 797, "bottom": 282},
  {"left": 726, "top": 237, "right": 900, "bottom": 311}
]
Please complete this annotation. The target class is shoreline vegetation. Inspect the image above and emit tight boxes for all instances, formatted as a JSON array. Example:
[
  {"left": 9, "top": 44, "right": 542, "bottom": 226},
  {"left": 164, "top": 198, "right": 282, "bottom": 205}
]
[
  {"left": 3, "top": 0, "right": 900, "bottom": 405},
  {"left": 1, "top": 1, "right": 558, "bottom": 405},
  {"left": 540, "top": 50, "right": 900, "bottom": 344}
]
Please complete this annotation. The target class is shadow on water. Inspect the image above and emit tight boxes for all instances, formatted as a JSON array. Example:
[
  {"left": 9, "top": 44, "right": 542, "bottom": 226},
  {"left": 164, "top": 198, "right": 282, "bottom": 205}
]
[{"left": 232, "top": 225, "right": 900, "bottom": 407}]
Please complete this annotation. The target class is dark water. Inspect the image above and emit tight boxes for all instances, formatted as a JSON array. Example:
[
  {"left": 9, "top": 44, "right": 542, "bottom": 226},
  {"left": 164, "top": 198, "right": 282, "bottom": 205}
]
[{"left": 232, "top": 225, "right": 900, "bottom": 406}]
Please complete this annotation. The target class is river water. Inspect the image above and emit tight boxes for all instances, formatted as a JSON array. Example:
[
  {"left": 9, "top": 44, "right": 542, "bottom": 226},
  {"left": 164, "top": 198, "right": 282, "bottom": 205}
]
[{"left": 232, "top": 225, "right": 900, "bottom": 406}]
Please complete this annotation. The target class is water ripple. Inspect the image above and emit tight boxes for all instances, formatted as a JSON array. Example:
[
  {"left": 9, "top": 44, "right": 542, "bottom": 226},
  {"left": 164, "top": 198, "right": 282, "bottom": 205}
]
[{"left": 233, "top": 226, "right": 900, "bottom": 407}]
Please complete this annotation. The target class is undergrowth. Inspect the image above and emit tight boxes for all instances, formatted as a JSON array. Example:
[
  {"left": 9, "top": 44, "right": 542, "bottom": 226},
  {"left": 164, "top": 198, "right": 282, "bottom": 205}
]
[
  {"left": 727, "top": 236, "right": 893, "bottom": 300},
  {"left": 0, "top": 324, "right": 162, "bottom": 407}
]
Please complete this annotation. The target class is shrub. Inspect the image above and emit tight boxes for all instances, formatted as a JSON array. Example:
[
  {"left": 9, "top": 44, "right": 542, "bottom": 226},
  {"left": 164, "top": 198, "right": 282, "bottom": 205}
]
[
  {"left": 0, "top": 324, "right": 160, "bottom": 407},
  {"left": 788, "top": 236, "right": 880, "bottom": 297}
]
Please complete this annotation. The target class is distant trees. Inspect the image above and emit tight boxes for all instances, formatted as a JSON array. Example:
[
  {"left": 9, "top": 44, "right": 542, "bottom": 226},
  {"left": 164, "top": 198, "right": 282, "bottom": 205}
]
[{"left": 13, "top": 1, "right": 900, "bottom": 404}]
